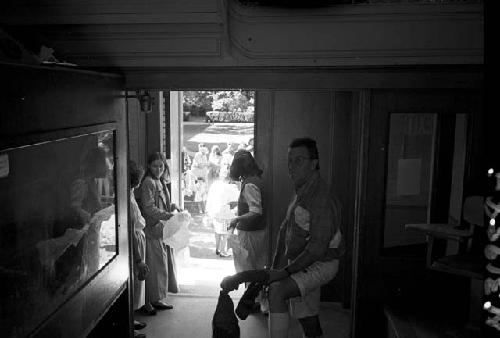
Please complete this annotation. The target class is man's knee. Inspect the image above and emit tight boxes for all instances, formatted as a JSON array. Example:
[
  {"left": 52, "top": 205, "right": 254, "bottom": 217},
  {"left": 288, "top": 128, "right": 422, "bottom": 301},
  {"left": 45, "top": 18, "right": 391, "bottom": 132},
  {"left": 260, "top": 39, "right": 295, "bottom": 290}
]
[
  {"left": 269, "top": 278, "right": 301, "bottom": 312},
  {"left": 268, "top": 281, "right": 286, "bottom": 303},
  {"left": 298, "top": 315, "right": 323, "bottom": 337}
]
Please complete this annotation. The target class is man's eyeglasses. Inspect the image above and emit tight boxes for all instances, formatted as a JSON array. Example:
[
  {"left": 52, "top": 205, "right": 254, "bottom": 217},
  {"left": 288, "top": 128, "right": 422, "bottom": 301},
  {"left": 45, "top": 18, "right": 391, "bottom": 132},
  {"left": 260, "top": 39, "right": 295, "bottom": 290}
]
[{"left": 287, "top": 156, "right": 311, "bottom": 167}]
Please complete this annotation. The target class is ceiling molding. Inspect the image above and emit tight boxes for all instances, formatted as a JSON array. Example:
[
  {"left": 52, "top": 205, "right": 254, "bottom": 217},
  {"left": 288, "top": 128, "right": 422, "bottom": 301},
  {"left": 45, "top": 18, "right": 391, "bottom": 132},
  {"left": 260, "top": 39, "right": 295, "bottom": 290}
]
[
  {"left": 226, "top": 0, "right": 483, "bottom": 66},
  {"left": 0, "top": 0, "right": 483, "bottom": 69},
  {"left": 228, "top": 1, "right": 483, "bottom": 22},
  {"left": 1, "top": 0, "right": 221, "bottom": 25}
]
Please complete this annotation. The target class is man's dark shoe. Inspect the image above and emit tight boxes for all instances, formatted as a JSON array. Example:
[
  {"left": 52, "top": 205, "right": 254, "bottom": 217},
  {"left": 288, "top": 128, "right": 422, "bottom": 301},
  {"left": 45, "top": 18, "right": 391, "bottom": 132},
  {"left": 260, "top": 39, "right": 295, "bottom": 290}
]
[
  {"left": 134, "top": 320, "right": 147, "bottom": 330},
  {"left": 152, "top": 301, "right": 174, "bottom": 310}
]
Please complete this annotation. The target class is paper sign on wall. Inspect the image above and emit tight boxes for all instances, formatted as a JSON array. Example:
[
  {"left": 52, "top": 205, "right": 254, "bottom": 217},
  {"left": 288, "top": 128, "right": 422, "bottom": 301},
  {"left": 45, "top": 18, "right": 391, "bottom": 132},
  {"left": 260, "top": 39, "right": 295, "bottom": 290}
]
[
  {"left": 0, "top": 154, "right": 9, "bottom": 178},
  {"left": 396, "top": 158, "right": 421, "bottom": 196},
  {"left": 0, "top": 153, "right": 9, "bottom": 178}
]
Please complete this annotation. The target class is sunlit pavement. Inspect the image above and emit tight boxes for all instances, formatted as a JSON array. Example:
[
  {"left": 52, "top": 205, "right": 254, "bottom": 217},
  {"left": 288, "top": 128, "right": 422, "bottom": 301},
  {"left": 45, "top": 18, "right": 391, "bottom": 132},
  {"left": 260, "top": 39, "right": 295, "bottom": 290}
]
[
  {"left": 175, "top": 213, "right": 244, "bottom": 298},
  {"left": 176, "top": 121, "right": 253, "bottom": 297}
]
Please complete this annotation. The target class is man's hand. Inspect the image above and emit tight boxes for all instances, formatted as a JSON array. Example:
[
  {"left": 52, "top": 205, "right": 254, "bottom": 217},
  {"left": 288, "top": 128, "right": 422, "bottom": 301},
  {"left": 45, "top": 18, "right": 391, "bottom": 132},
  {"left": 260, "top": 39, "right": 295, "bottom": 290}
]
[
  {"left": 220, "top": 275, "right": 240, "bottom": 291},
  {"left": 228, "top": 218, "right": 238, "bottom": 230},
  {"left": 268, "top": 269, "right": 290, "bottom": 283}
]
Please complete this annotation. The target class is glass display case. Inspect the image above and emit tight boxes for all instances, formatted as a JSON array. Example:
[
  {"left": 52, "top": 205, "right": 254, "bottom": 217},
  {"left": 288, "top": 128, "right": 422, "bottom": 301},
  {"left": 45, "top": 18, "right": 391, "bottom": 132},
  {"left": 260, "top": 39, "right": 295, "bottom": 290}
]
[{"left": 0, "top": 129, "right": 118, "bottom": 337}]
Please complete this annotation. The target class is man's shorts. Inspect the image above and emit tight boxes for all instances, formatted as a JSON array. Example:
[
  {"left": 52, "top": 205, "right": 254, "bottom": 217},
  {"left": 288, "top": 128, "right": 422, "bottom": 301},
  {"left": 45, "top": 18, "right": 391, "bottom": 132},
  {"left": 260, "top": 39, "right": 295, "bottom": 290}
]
[{"left": 288, "top": 259, "right": 339, "bottom": 319}]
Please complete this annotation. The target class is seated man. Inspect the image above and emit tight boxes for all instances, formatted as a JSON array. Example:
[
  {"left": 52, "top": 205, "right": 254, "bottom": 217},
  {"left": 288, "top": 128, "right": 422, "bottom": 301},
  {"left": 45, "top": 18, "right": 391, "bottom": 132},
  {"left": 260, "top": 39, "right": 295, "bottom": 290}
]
[{"left": 267, "top": 138, "right": 344, "bottom": 338}]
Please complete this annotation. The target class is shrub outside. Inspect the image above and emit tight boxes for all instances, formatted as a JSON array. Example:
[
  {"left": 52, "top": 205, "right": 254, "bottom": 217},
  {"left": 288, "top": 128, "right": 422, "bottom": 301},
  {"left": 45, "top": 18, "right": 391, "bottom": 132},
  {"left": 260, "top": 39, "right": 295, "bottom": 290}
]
[{"left": 206, "top": 111, "right": 254, "bottom": 123}]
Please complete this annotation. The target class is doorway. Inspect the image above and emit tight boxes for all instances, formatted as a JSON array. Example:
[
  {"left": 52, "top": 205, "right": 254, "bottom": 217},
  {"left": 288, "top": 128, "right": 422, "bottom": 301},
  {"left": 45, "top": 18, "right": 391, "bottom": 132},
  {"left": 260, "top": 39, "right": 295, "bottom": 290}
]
[
  {"left": 131, "top": 89, "right": 354, "bottom": 338},
  {"left": 171, "top": 90, "right": 255, "bottom": 296}
]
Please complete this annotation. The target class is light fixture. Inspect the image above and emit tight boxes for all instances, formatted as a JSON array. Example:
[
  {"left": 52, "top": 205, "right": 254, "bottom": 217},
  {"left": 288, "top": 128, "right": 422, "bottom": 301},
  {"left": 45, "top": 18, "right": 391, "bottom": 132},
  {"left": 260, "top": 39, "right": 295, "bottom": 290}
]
[
  {"left": 124, "top": 90, "right": 154, "bottom": 113},
  {"left": 136, "top": 90, "right": 153, "bottom": 113}
]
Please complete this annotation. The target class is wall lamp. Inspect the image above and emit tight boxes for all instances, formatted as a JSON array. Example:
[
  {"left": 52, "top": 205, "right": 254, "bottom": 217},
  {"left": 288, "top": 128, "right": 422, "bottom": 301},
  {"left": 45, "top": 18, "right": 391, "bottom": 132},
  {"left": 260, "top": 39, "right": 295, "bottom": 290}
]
[{"left": 126, "top": 90, "right": 154, "bottom": 113}]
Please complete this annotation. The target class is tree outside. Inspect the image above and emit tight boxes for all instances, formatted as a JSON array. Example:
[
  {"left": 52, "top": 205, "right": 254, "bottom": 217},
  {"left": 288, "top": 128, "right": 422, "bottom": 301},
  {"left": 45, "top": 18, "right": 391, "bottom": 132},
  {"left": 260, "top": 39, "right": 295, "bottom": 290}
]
[
  {"left": 182, "top": 90, "right": 255, "bottom": 156},
  {"left": 183, "top": 90, "right": 255, "bottom": 122}
]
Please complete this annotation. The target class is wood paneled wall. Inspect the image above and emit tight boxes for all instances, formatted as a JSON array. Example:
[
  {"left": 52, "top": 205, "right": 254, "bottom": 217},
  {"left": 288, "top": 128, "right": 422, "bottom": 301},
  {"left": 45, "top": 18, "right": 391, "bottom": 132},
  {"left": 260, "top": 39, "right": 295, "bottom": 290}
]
[
  {"left": 256, "top": 90, "right": 358, "bottom": 304},
  {"left": 353, "top": 88, "right": 484, "bottom": 336}
]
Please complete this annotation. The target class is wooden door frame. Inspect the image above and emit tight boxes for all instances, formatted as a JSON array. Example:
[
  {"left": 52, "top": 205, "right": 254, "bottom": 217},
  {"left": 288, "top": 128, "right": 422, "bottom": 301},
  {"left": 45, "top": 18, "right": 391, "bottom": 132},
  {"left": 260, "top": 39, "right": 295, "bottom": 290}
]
[{"left": 351, "top": 89, "right": 485, "bottom": 337}]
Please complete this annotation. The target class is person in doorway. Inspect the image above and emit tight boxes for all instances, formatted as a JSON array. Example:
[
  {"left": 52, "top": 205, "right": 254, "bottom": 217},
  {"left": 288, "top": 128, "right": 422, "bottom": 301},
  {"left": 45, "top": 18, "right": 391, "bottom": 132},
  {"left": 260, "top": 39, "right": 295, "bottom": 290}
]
[
  {"left": 206, "top": 170, "right": 239, "bottom": 258},
  {"left": 228, "top": 150, "right": 268, "bottom": 311},
  {"left": 161, "top": 162, "right": 181, "bottom": 293},
  {"left": 208, "top": 145, "right": 222, "bottom": 188},
  {"left": 129, "top": 161, "right": 149, "bottom": 337},
  {"left": 246, "top": 137, "right": 254, "bottom": 156},
  {"left": 138, "top": 152, "right": 176, "bottom": 315},
  {"left": 181, "top": 146, "right": 191, "bottom": 174},
  {"left": 183, "top": 167, "right": 196, "bottom": 200},
  {"left": 191, "top": 143, "right": 209, "bottom": 180},
  {"left": 194, "top": 177, "right": 208, "bottom": 214},
  {"left": 220, "top": 142, "right": 237, "bottom": 180},
  {"left": 267, "top": 137, "right": 344, "bottom": 338},
  {"left": 237, "top": 142, "right": 247, "bottom": 151}
]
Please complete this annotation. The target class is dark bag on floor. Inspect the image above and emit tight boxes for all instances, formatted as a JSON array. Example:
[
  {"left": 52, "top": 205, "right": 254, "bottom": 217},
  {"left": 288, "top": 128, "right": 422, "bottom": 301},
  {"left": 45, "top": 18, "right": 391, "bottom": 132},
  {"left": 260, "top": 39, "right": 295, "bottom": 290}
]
[{"left": 212, "top": 290, "right": 240, "bottom": 338}]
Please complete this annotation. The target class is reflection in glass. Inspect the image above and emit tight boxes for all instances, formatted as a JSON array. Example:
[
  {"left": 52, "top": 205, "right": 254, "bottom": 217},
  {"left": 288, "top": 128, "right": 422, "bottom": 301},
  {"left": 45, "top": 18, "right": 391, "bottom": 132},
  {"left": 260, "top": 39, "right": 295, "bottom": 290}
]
[{"left": 0, "top": 130, "right": 117, "bottom": 336}]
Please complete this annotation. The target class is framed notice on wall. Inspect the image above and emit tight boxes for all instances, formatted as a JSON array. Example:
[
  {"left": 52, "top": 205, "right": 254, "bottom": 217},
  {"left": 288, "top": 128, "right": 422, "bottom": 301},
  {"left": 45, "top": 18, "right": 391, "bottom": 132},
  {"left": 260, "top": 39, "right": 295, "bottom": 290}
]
[{"left": 384, "top": 113, "right": 437, "bottom": 248}]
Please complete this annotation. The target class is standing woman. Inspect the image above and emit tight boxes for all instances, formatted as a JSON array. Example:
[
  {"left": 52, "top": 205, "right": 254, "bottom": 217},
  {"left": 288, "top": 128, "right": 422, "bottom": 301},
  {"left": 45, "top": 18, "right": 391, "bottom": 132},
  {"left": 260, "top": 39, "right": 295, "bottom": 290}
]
[
  {"left": 228, "top": 150, "right": 268, "bottom": 273},
  {"left": 139, "top": 152, "right": 176, "bottom": 314},
  {"left": 207, "top": 145, "right": 222, "bottom": 188},
  {"left": 129, "top": 161, "right": 149, "bottom": 335}
]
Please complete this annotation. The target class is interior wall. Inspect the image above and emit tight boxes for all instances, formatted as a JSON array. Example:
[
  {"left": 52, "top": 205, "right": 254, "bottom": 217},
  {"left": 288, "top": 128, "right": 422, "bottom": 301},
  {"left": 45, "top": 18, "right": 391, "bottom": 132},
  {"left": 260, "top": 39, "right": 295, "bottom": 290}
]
[
  {"left": 355, "top": 88, "right": 484, "bottom": 336},
  {"left": 129, "top": 68, "right": 483, "bottom": 336},
  {"left": 128, "top": 92, "right": 147, "bottom": 169},
  {"left": 256, "top": 90, "right": 356, "bottom": 303}
]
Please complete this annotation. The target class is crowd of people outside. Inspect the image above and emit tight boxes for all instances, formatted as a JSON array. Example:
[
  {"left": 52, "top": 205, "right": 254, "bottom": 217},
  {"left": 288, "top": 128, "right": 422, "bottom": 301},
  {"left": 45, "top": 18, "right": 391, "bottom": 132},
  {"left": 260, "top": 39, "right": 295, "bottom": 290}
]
[{"left": 181, "top": 140, "right": 253, "bottom": 258}]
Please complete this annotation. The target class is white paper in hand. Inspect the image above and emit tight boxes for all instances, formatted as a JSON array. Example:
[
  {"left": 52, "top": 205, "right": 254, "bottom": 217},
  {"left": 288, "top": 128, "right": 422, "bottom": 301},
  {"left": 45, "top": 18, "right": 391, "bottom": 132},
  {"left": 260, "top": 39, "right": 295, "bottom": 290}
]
[{"left": 162, "top": 211, "right": 192, "bottom": 250}]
